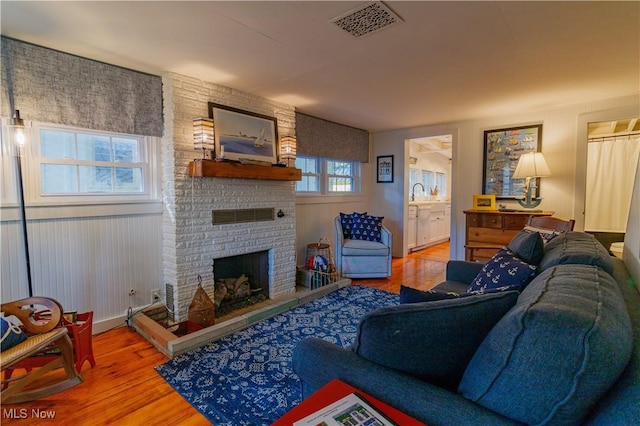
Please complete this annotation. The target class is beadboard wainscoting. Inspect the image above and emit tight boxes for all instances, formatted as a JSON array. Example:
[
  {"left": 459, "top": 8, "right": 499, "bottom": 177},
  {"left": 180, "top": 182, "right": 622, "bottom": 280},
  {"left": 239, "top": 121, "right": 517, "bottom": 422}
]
[{"left": 1, "top": 208, "right": 162, "bottom": 333}]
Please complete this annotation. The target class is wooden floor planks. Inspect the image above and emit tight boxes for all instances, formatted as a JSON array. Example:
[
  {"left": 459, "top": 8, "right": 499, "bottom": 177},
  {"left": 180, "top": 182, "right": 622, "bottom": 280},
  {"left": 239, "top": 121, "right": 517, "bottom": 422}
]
[{"left": 1, "top": 243, "right": 449, "bottom": 425}]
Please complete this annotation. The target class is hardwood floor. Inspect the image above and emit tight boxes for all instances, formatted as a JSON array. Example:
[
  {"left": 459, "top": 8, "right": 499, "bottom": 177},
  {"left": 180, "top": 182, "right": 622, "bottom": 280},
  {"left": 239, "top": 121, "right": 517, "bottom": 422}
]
[
  {"left": 352, "top": 242, "right": 449, "bottom": 293},
  {"left": 1, "top": 243, "right": 449, "bottom": 425}
]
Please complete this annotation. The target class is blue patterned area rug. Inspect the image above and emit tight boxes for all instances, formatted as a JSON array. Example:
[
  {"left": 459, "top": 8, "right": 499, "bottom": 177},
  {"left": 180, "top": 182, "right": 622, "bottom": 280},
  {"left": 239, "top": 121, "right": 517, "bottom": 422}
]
[{"left": 156, "top": 285, "right": 398, "bottom": 425}]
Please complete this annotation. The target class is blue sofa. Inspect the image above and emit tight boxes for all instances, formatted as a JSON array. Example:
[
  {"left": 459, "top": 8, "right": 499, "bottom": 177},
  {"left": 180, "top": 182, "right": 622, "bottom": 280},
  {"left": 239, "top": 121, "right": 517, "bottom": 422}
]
[{"left": 293, "top": 232, "right": 639, "bottom": 425}]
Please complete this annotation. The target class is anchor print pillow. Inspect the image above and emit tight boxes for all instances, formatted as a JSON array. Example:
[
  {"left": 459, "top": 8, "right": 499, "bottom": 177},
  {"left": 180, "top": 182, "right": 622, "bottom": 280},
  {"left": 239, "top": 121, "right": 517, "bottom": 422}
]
[
  {"left": 350, "top": 213, "right": 384, "bottom": 242},
  {"left": 467, "top": 248, "right": 537, "bottom": 294}
]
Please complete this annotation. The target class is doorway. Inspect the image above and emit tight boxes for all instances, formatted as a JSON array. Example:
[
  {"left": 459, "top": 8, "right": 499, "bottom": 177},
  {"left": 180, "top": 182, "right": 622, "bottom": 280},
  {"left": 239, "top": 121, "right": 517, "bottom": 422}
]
[
  {"left": 406, "top": 134, "right": 453, "bottom": 259},
  {"left": 585, "top": 118, "right": 640, "bottom": 251},
  {"left": 408, "top": 135, "right": 452, "bottom": 202}
]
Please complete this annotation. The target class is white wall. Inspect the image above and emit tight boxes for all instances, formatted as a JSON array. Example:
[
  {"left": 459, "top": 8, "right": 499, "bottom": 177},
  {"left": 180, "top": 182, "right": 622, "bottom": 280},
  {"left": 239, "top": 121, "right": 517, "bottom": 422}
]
[
  {"left": 624, "top": 159, "right": 640, "bottom": 289},
  {"left": 372, "top": 94, "right": 640, "bottom": 260}
]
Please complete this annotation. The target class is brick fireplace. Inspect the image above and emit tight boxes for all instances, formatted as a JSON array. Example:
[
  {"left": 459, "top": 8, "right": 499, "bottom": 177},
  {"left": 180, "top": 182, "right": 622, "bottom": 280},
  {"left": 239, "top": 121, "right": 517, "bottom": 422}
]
[{"left": 161, "top": 73, "right": 298, "bottom": 322}]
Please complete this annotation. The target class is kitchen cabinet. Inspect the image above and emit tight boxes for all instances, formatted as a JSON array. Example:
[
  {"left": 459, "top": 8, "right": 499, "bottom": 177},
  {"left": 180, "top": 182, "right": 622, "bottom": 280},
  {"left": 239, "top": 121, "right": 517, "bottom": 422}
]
[
  {"left": 408, "top": 202, "right": 451, "bottom": 252},
  {"left": 417, "top": 205, "right": 431, "bottom": 247},
  {"left": 429, "top": 204, "right": 448, "bottom": 243}
]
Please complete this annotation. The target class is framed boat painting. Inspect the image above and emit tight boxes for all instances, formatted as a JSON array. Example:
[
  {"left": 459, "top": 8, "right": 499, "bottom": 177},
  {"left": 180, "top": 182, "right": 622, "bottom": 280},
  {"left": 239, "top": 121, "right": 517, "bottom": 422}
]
[
  {"left": 482, "top": 123, "right": 542, "bottom": 199},
  {"left": 208, "top": 102, "right": 278, "bottom": 164}
]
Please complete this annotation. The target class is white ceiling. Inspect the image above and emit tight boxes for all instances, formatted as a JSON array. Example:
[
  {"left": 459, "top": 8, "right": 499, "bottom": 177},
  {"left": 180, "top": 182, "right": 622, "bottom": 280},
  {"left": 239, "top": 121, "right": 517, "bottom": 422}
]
[{"left": 1, "top": 1, "right": 639, "bottom": 132}]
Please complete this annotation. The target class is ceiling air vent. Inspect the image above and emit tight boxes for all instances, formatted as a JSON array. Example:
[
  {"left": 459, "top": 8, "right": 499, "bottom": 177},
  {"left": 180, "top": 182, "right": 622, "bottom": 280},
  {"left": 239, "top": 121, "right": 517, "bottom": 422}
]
[{"left": 329, "top": 1, "right": 403, "bottom": 38}]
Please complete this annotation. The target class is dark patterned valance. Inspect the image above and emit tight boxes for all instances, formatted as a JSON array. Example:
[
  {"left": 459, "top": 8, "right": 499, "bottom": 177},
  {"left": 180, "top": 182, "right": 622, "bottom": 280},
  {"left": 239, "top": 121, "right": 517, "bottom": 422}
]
[
  {"left": 1, "top": 37, "right": 163, "bottom": 137},
  {"left": 295, "top": 112, "right": 369, "bottom": 162}
]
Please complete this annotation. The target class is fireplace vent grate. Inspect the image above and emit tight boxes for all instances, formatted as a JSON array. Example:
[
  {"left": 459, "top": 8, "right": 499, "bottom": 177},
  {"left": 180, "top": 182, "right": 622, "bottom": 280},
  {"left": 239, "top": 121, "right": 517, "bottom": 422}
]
[
  {"left": 165, "top": 283, "right": 175, "bottom": 322},
  {"left": 212, "top": 208, "right": 275, "bottom": 225}
]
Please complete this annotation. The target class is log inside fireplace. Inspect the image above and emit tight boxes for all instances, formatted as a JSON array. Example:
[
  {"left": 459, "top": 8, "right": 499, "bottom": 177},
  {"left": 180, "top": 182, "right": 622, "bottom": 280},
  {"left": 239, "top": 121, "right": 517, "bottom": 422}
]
[{"left": 213, "top": 250, "right": 270, "bottom": 317}]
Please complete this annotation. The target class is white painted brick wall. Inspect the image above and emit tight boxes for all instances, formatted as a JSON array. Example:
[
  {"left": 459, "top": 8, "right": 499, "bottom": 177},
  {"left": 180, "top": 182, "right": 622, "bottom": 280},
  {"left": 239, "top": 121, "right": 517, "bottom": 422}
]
[{"left": 162, "top": 73, "right": 297, "bottom": 321}]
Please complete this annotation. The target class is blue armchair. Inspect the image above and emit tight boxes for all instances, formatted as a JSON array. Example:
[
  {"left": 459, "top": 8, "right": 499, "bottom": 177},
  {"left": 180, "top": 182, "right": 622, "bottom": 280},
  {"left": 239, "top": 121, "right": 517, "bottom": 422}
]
[{"left": 334, "top": 216, "right": 392, "bottom": 278}]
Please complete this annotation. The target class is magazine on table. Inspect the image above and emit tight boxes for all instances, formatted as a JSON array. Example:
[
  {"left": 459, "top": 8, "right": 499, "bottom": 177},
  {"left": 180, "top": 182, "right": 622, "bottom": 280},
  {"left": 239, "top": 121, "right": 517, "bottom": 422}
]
[{"left": 293, "top": 392, "right": 398, "bottom": 426}]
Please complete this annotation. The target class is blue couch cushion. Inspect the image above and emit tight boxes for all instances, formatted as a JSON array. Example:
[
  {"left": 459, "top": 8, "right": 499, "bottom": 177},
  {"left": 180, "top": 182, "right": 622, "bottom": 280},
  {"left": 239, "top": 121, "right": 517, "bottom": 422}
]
[
  {"left": 341, "top": 239, "right": 389, "bottom": 256},
  {"left": 507, "top": 229, "right": 544, "bottom": 265},
  {"left": 1, "top": 317, "right": 26, "bottom": 351},
  {"left": 539, "top": 231, "right": 614, "bottom": 274},
  {"left": 351, "top": 213, "right": 384, "bottom": 242},
  {"left": 352, "top": 291, "right": 519, "bottom": 390},
  {"left": 467, "top": 249, "right": 537, "bottom": 294},
  {"left": 459, "top": 265, "right": 633, "bottom": 425},
  {"left": 399, "top": 286, "right": 461, "bottom": 303}
]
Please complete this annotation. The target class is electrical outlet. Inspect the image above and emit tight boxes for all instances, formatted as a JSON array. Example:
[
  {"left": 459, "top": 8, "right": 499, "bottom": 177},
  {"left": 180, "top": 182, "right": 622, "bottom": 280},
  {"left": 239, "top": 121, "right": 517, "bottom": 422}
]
[{"left": 151, "top": 289, "right": 161, "bottom": 303}]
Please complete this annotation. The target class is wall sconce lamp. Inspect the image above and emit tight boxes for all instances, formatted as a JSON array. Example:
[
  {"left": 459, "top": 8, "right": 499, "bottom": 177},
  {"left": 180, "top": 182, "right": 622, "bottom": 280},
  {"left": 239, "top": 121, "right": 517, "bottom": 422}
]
[
  {"left": 279, "top": 135, "right": 296, "bottom": 167},
  {"left": 7, "top": 110, "right": 34, "bottom": 297},
  {"left": 9, "top": 110, "right": 28, "bottom": 149},
  {"left": 193, "top": 117, "right": 214, "bottom": 159},
  {"left": 512, "top": 152, "right": 551, "bottom": 210}
]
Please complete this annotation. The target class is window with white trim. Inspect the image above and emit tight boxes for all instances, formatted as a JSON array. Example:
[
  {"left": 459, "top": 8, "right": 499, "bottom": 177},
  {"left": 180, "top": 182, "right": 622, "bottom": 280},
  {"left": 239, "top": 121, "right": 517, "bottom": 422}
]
[
  {"left": 295, "top": 155, "right": 360, "bottom": 194},
  {"left": 3, "top": 123, "right": 158, "bottom": 204},
  {"left": 39, "top": 128, "right": 145, "bottom": 194},
  {"left": 409, "top": 168, "right": 433, "bottom": 197}
]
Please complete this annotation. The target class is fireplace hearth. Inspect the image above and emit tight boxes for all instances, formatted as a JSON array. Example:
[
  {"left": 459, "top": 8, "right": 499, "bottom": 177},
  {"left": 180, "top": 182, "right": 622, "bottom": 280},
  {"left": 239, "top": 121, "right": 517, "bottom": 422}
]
[{"left": 134, "top": 279, "right": 352, "bottom": 358}]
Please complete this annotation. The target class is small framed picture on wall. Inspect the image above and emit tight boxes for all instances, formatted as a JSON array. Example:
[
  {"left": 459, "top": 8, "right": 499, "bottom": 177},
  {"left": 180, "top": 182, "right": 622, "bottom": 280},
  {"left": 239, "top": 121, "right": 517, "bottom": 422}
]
[{"left": 377, "top": 155, "right": 394, "bottom": 183}]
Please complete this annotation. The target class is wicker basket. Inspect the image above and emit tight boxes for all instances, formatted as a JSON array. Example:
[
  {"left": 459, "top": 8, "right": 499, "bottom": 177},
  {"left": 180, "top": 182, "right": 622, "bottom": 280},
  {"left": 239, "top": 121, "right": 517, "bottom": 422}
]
[{"left": 188, "top": 275, "right": 215, "bottom": 327}]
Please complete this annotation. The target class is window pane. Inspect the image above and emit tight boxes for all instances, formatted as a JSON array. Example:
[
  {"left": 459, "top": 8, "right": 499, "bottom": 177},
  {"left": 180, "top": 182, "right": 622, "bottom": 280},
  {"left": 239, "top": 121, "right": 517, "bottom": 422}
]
[
  {"left": 41, "top": 164, "right": 78, "bottom": 193},
  {"left": 296, "top": 176, "right": 319, "bottom": 192},
  {"left": 77, "top": 134, "right": 111, "bottom": 161},
  {"left": 436, "top": 172, "right": 446, "bottom": 196},
  {"left": 295, "top": 156, "right": 317, "bottom": 173},
  {"left": 114, "top": 138, "right": 139, "bottom": 162},
  {"left": 114, "top": 167, "right": 142, "bottom": 192},
  {"left": 79, "top": 165, "right": 112, "bottom": 192},
  {"left": 41, "top": 130, "right": 75, "bottom": 159},
  {"left": 409, "top": 169, "right": 419, "bottom": 196},
  {"left": 328, "top": 160, "right": 351, "bottom": 176},
  {"left": 421, "top": 170, "right": 433, "bottom": 191},
  {"left": 328, "top": 177, "right": 353, "bottom": 192}
]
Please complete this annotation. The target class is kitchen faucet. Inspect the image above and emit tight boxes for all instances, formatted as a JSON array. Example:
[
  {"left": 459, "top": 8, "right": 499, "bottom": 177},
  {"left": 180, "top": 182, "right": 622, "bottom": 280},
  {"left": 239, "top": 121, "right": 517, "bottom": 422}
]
[{"left": 411, "top": 183, "right": 425, "bottom": 202}]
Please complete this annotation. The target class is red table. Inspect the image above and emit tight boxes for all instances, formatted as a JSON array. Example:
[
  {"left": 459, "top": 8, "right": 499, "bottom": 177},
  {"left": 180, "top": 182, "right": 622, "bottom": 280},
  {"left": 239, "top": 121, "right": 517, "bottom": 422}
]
[{"left": 272, "top": 379, "right": 426, "bottom": 425}]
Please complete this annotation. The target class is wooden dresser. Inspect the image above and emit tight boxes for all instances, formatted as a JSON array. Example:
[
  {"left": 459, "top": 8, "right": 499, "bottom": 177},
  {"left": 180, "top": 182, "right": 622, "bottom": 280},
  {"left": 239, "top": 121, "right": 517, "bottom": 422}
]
[{"left": 464, "top": 210, "right": 553, "bottom": 261}]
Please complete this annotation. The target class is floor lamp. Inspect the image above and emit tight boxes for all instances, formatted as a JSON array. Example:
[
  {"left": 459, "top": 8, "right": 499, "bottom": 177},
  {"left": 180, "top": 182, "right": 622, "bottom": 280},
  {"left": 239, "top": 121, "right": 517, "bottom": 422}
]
[{"left": 8, "top": 110, "right": 33, "bottom": 297}]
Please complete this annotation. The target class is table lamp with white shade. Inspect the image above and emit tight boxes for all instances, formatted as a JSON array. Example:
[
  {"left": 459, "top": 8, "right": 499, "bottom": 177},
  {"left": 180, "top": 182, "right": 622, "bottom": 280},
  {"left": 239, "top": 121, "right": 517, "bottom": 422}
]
[{"left": 512, "top": 152, "right": 551, "bottom": 209}]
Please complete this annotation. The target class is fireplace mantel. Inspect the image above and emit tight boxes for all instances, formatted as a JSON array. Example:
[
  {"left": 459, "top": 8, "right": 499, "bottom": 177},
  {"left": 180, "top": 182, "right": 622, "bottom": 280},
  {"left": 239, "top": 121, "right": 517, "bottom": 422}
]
[{"left": 189, "top": 160, "right": 302, "bottom": 181}]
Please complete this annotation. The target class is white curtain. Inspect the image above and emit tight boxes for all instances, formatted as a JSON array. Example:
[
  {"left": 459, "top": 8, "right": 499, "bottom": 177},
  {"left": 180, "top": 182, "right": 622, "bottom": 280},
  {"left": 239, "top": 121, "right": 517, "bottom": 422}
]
[{"left": 586, "top": 135, "right": 640, "bottom": 232}]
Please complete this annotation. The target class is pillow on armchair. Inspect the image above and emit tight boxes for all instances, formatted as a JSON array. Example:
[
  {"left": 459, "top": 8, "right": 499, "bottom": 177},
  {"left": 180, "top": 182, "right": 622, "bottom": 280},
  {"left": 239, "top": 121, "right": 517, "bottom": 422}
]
[
  {"left": 351, "top": 213, "right": 384, "bottom": 242},
  {"left": 339, "top": 211, "right": 367, "bottom": 239}
]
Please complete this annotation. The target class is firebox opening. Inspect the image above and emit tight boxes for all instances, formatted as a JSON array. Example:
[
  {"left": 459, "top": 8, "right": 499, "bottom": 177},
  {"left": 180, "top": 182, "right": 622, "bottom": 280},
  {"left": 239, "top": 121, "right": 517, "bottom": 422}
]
[{"left": 213, "top": 250, "right": 270, "bottom": 317}]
